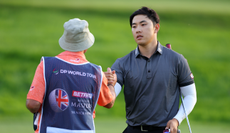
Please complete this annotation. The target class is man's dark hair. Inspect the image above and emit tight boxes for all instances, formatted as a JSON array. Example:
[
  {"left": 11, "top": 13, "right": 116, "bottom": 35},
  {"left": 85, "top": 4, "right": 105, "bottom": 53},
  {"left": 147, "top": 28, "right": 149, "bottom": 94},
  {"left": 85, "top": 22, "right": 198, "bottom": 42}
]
[{"left": 129, "top": 6, "right": 160, "bottom": 27}]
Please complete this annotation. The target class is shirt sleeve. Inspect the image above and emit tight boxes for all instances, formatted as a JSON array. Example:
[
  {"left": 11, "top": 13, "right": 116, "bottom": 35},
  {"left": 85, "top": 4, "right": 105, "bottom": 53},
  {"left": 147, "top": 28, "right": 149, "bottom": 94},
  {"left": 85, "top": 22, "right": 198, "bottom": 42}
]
[
  {"left": 177, "top": 54, "right": 194, "bottom": 87},
  {"left": 97, "top": 72, "right": 114, "bottom": 106},
  {"left": 27, "top": 61, "right": 45, "bottom": 104},
  {"left": 174, "top": 83, "right": 197, "bottom": 124},
  {"left": 111, "top": 58, "right": 124, "bottom": 87}
]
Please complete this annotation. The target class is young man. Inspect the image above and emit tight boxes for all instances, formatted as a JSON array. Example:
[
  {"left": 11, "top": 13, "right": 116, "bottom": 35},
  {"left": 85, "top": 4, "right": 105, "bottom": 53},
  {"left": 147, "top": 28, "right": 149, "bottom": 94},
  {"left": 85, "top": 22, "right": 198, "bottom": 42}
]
[
  {"left": 106, "top": 7, "right": 197, "bottom": 133},
  {"left": 26, "top": 18, "right": 117, "bottom": 133}
]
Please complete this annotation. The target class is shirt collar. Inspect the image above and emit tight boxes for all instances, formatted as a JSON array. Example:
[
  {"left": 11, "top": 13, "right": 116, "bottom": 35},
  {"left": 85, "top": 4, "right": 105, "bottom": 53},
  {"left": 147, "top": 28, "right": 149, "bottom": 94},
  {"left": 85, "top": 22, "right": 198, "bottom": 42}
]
[
  {"left": 157, "top": 42, "right": 163, "bottom": 54},
  {"left": 134, "top": 41, "right": 163, "bottom": 57},
  {"left": 56, "top": 51, "right": 88, "bottom": 63},
  {"left": 134, "top": 46, "right": 140, "bottom": 57}
]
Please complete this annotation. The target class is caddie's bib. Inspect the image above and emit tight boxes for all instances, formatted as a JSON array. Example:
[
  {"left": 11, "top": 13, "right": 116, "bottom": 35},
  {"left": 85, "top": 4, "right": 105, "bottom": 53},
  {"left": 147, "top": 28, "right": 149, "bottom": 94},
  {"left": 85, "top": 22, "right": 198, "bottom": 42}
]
[{"left": 38, "top": 57, "right": 102, "bottom": 133}]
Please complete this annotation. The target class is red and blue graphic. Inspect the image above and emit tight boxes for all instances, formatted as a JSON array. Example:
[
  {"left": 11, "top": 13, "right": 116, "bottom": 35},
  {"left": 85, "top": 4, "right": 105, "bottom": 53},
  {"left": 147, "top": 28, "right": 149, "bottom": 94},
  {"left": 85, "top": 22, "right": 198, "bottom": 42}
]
[{"left": 49, "top": 89, "right": 69, "bottom": 112}]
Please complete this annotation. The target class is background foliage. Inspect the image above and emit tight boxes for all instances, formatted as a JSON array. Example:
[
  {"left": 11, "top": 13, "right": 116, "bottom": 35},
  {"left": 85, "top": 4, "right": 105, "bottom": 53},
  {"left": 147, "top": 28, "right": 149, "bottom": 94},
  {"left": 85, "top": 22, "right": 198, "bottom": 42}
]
[{"left": 0, "top": 0, "right": 230, "bottom": 131}]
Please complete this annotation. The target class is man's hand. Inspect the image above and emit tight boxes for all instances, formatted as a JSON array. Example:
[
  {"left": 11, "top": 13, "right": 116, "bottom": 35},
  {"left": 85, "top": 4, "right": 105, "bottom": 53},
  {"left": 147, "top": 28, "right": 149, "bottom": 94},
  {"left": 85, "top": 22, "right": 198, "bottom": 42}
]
[
  {"left": 165, "top": 118, "right": 179, "bottom": 133},
  {"left": 104, "top": 67, "right": 117, "bottom": 87}
]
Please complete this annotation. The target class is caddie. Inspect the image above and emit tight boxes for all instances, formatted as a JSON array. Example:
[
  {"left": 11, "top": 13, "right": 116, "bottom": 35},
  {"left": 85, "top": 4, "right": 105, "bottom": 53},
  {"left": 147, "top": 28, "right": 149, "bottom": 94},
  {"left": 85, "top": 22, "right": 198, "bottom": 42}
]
[{"left": 26, "top": 18, "right": 116, "bottom": 133}]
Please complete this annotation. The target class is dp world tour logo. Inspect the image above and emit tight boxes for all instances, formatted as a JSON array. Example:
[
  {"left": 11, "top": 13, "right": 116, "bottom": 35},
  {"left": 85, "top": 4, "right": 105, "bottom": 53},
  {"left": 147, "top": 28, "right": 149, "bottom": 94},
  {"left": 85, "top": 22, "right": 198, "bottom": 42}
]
[
  {"left": 49, "top": 89, "right": 69, "bottom": 112},
  {"left": 53, "top": 69, "right": 59, "bottom": 75}
]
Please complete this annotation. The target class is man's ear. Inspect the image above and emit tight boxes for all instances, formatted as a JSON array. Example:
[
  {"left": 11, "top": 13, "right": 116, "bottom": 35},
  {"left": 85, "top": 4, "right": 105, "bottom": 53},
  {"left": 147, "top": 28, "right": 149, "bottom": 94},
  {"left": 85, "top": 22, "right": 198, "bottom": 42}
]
[{"left": 154, "top": 23, "right": 160, "bottom": 33}]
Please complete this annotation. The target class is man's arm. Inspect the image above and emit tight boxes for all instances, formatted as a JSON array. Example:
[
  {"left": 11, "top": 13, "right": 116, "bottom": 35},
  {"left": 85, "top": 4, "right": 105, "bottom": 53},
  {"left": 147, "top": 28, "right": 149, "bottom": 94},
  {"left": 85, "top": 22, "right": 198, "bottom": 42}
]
[
  {"left": 166, "top": 83, "right": 197, "bottom": 133},
  {"left": 165, "top": 44, "right": 197, "bottom": 133},
  {"left": 26, "top": 99, "right": 41, "bottom": 113},
  {"left": 174, "top": 83, "right": 197, "bottom": 123},
  {"left": 114, "top": 83, "right": 122, "bottom": 97}
]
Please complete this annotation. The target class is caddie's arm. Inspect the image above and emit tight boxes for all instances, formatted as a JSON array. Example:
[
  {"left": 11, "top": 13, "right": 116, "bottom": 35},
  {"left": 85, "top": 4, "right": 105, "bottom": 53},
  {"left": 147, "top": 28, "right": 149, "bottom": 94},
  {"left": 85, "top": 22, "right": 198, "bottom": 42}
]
[
  {"left": 26, "top": 99, "right": 41, "bottom": 113},
  {"left": 103, "top": 67, "right": 117, "bottom": 108}
]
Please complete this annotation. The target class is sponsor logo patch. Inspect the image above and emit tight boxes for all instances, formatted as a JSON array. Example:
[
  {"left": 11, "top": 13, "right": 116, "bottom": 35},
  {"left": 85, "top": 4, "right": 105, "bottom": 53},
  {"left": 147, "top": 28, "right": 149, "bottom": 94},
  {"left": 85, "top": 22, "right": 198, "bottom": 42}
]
[
  {"left": 70, "top": 58, "right": 80, "bottom": 63},
  {"left": 29, "top": 86, "right": 35, "bottom": 91},
  {"left": 49, "top": 89, "right": 69, "bottom": 112},
  {"left": 72, "top": 91, "right": 93, "bottom": 99},
  {"left": 190, "top": 73, "right": 194, "bottom": 79},
  {"left": 53, "top": 69, "right": 59, "bottom": 75}
]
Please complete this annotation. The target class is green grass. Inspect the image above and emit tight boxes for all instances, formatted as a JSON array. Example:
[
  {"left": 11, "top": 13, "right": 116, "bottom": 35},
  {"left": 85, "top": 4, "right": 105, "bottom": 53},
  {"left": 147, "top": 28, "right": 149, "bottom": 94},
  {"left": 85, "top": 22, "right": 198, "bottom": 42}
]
[
  {"left": 95, "top": 118, "right": 230, "bottom": 133},
  {"left": 1, "top": 0, "right": 230, "bottom": 15},
  {"left": 0, "top": 0, "right": 230, "bottom": 127},
  {"left": 0, "top": 117, "right": 230, "bottom": 133}
]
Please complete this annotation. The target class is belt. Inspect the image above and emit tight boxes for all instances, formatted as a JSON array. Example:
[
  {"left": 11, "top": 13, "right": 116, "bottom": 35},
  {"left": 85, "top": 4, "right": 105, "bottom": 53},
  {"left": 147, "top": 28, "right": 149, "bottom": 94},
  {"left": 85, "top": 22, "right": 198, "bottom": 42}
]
[{"left": 129, "top": 125, "right": 165, "bottom": 132}]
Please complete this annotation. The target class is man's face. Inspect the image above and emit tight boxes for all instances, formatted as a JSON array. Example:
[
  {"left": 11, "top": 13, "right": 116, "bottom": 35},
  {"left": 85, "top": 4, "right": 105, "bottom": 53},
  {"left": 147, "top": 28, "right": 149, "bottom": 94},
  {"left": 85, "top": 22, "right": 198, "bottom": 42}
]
[{"left": 131, "top": 15, "right": 158, "bottom": 46}]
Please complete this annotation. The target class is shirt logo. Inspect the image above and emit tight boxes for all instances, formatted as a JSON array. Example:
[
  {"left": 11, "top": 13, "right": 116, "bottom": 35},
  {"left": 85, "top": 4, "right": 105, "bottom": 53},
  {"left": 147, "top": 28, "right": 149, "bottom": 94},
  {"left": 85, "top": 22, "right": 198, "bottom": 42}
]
[
  {"left": 53, "top": 69, "right": 59, "bottom": 75},
  {"left": 29, "top": 86, "right": 35, "bottom": 91},
  {"left": 49, "top": 89, "right": 69, "bottom": 112},
  {"left": 190, "top": 73, "right": 194, "bottom": 79},
  {"left": 70, "top": 58, "right": 80, "bottom": 63}
]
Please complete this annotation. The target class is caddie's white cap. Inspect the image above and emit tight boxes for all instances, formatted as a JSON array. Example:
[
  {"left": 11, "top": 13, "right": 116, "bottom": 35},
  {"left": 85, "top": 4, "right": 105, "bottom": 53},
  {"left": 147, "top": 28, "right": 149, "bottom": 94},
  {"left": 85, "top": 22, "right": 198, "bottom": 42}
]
[{"left": 59, "top": 18, "right": 95, "bottom": 52}]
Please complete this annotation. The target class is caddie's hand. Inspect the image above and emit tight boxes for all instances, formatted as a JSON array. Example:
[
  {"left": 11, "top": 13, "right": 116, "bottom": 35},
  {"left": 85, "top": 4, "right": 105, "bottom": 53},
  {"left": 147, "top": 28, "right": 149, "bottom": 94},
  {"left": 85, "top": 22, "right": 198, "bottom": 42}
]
[
  {"left": 165, "top": 118, "right": 179, "bottom": 133},
  {"left": 104, "top": 67, "right": 116, "bottom": 86}
]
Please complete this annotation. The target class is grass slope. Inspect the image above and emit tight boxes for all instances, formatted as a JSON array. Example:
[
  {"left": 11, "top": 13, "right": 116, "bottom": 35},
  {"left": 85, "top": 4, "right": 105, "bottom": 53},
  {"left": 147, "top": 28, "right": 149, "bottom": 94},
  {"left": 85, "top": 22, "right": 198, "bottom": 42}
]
[{"left": 0, "top": 0, "right": 230, "bottom": 124}]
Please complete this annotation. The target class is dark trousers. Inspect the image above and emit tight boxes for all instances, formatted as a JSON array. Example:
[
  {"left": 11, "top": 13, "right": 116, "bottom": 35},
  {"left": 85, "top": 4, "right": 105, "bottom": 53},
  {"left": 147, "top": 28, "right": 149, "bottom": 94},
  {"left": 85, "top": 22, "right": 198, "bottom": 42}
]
[{"left": 123, "top": 125, "right": 165, "bottom": 133}]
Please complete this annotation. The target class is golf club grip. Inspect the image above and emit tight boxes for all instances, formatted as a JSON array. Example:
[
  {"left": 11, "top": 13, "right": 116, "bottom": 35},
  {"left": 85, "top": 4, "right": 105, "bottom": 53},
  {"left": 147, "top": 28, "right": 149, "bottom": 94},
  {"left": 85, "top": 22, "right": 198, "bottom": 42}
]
[{"left": 166, "top": 43, "right": 171, "bottom": 49}]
